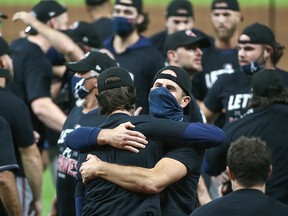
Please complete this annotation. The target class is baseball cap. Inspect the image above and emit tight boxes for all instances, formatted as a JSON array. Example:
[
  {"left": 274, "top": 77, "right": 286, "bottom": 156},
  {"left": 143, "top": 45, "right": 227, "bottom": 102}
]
[
  {"left": 66, "top": 51, "right": 118, "bottom": 74},
  {"left": 211, "top": 0, "right": 240, "bottom": 11},
  {"left": 62, "top": 21, "right": 102, "bottom": 49},
  {"left": 98, "top": 67, "right": 134, "bottom": 94},
  {"left": 0, "top": 12, "right": 8, "bottom": 19},
  {"left": 251, "top": 69, "right": 285, "bottom": 97},
  {"left": 25, "top": 1, "right": 67, "bottom": 35},
  {"left": 115, "top": 0, "right": 143, "bottom": 13},
  {"left": 238, "top": 23, "right": 276, "bottom": 45},
  {"left": 164, "top": 30, "right": 210, "bottom": 53},
  {"left": 85, "top": 0, "right": 108, "bottom": 6},
  {"left": 154, "top": 65, "right": 191, "bottom": 96},
  {"left": 166, "top": 0, "right": 194, "bottom": 18}
]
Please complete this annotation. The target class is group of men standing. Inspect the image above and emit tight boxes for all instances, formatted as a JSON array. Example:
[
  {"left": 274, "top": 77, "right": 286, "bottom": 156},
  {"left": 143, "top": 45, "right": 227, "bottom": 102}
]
[{"left": 0, "top": 0, "right": 288, "bottom": 216}]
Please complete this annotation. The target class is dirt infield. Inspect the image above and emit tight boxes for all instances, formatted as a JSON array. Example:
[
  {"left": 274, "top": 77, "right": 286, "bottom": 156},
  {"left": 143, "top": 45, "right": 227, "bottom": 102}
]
[{"left": 1, "top": 5, "right": 288, "bottom": 69}]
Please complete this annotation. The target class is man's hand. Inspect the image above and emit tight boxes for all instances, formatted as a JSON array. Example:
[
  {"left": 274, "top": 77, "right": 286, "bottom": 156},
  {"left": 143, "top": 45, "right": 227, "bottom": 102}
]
[
  {"left": 29, "top": 199, "right": 42, "bottom": 216},
  {"left": 12, "top": 11, "right": 36, "bottom": 25},
  {"left": 80, "top": 154, "right": 102, "bottom": 184},
  {"left": 98, "top": 122, "right": 148, "bottom": 153}
]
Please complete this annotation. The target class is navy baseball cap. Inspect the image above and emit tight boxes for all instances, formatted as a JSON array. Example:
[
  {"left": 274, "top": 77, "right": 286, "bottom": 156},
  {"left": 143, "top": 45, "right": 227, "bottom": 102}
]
[
  {"left": 251, "top": 69, "right": 285, "bottom": 97},
  {"left": 62, "top": 21, "right": 102, "bottom": 49},
  {"left": 238, "top": 23, "right": 276, "bottom": 45},
  {"left": 211, "top": 0, "right": 240, "bottom": 11},
  {"left": 85, "top": 0, "right": 108, "bottom": 6},
  {"left": 164, "top": 30, "right": 210, "bottom": 53},
  {"left": 166, "top": 0, "right": 194, "bottom": 18},
  {"left": 66, "top": 51, "right": 118, "bottom": 74},
  {"left": 98, "top": 67, "right": 134, "bottom": 94},
  {"left": 115, "top": 0, "right": 143, "bottom": 13}
]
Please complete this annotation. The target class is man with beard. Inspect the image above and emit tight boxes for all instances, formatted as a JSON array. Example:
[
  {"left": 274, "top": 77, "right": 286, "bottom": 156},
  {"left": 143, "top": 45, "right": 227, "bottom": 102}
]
[
  {"left": 102, "top": 0, "right": 165, "bottom": 114},
  {"left": 192, "top": 0, "right": 242, "bottom": 108}
]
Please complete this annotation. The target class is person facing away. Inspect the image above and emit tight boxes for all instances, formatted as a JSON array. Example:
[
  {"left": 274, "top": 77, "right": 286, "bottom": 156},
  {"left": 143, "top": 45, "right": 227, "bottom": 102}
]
[
  {"left": 64, "top": 66, "right": 225, "bottom": 216},
  {"left": 203, "top": 68, "right": 288, "bottom": 205},
  {"left": 191, "top": 136, "right": 288, "bottom": 216}
]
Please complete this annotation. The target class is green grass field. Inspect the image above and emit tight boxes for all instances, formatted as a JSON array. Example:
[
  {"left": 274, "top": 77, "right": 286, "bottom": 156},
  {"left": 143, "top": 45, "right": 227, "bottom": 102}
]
[{"left": 0, "top": 0, "right": 288, "bottom": 7}]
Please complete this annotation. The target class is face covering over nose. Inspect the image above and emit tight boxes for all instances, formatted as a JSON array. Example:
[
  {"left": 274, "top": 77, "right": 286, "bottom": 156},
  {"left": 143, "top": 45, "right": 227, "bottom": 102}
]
[
  {"left": 112, "top": 17, "right": 134, "bottom": 38},
  {"left": 71, "top": 76, "right": 90, "bottom": 99},
  {"left": 149, "top": 87, "right": 184, "bottom": 122}
]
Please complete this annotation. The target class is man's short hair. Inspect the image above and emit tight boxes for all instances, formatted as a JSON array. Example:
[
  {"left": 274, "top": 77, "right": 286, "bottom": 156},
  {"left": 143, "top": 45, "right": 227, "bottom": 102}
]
[
  {"left": 165, "top": 0, "right": 194, "bottom": 18},
  {"left": 227, "top": 136, "right": 271, "bottom": 187}
]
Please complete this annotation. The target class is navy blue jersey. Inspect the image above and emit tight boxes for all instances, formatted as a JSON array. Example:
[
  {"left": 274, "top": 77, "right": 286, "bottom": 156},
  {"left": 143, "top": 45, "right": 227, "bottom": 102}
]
[
  {"left": 66, "top": 113, "right": 225, "bottom": 216},
  {"left": 203, "top": 70, "right": 252, "bottom": 125},
  {"left": 7, "top": 38, "right": 53, "bottom": 149},
  {"left": 103, "top": 36, "right": 165, "bottom": 114},
  {"left": 56, "top": 106, "right": 106, "bottom": 216},
  {"left": 0, "top": 88, "right": 35, "bottom": 177},
  {"left": 191, "top": 189, "right": 288, "bottom": 216},
  {"left": 204, "top": 104, "right": 288, "bottom": 204},
  {"left": 0, "top": 116, "right": 19, "bottom": 216},
  {"left": 192, "top": 44, "right": 240, "bottom": 101}
]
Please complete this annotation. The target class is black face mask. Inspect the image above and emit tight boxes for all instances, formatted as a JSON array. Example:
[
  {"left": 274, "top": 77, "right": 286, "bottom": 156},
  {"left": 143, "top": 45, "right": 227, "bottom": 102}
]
[
  {"left": 241, "top": 61, "right": 263, "bottom": 76},
  {"left": 112, "top": 17, "right": 135, "bottom": 38}
]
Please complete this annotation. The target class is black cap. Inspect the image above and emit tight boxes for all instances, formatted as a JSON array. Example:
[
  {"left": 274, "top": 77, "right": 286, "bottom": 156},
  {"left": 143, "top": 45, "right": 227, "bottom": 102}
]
[
  {"left": 31, "top": 0, "right": 67, "bottom": 23},
  {"left": 251, "top": 69, "right": 285, "bottom": 97},
  {"left": 66, "top": 51, "right": 118, "bottom": 74},
  {"left": 85, "top": 0, "right": 108, "bottom": 6},
  {"left": 154, "top": 65, "right": 191, "bottom": 96},
  {"left": 0, "top": 12, "right": 8, "bottom": 19},
  {"left": 164, "top": 30, "right": 210, "bottom": 53},
  {"left": 211, "top": 0, "right": 240, "bottom": 11},
  {"left": 166, "top": 0, "right": 194, "bottom": 18},
  {"left": 239, "top": 23, "right": 276, "bottom": 45},
  {"left": 115, "top": 0, "right": 143, "bottom": 13},
  {"left": 98, "top": 67, "right": 134, "bottom": 94},
  {"left": 62, "top": 21, "right": 102, "bottom": 49}
]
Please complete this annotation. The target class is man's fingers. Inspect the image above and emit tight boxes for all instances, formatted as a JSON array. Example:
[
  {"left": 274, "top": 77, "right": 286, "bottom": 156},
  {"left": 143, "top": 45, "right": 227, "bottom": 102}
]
[
  {"left": 122, "top": 121, "right": 135, "bottom": 129},
  {"left": 123, "top": 145, "right": 139, "bottom": 153},
  {"left": 126, "top": 130, "right": 147, "bottom": 140}
]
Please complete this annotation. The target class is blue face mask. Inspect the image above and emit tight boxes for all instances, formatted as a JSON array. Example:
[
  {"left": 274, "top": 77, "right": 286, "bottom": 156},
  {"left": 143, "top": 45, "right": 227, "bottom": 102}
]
[
  {"left": 71, "top": 76, "right": 90, "bottom": 99},
  {"left": 112, "top": 17, "right": 134, "bottom": 38},
  {"left": 241, "top": 61, "right": 263, "bottom": 76},
  {"left": 149, "top": 87, "right": 184, "bottom": 122}
]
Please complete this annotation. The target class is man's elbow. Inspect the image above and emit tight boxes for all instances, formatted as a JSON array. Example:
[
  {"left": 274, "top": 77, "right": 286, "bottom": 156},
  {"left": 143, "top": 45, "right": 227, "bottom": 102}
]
[{"left": 138, "top": 179, "right": 165, "bottom": 194}]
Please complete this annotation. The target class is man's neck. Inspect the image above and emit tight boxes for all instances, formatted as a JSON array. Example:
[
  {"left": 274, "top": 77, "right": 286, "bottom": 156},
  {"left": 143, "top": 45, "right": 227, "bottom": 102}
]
[
  {"left": 113, "top": 31, "right": 140, "bottom": 54},
  {"left": 232, "top": 180, "right": 266, "bottom": 193},
  {"left": 215, "top": 32, "right": 239, "bottom": 49},
  {"left": 110, "top": 109, "right": 132, "bottom": 116},
  {"left": 82, "top": 95, "right": 99, "bottom": 114}
]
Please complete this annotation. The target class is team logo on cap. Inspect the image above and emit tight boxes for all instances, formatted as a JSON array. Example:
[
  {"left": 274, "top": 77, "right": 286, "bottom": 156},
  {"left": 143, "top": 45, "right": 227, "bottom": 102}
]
[{"left": 185, "top": 30, "right": 196, "bottom": 37}]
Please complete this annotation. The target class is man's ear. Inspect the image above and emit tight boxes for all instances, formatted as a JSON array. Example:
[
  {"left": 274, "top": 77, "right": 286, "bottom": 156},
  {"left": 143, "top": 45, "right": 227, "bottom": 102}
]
[
  {"left": 227, "top": 166, "right": 235, "bottom": 181},
  {"left": 136, "top": 14, "right": 144, "bottom": 25},
  {"left": 180, "top": 96, "right": 191, "bottom": 109},
  {"left": 167, "top": 50, "right": 177, "bottom": 62},
  {"left": 264, "top": 45, "right": 273, "bottom": 60}
]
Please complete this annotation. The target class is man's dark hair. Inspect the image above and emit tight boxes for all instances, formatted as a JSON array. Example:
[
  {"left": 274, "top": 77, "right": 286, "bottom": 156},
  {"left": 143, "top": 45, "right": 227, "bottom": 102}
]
[
  {"left": 96, "top": 76, "right": 136, "bottom": 115},
  {"left": 227, "top": 136, "right": 271, "bottom": 187},
  {"left": 250, "top": 91, "right": 288, "bottom": 108},
  {"left": 137, "top": 11, "right": 150, "bottom": 34},
  {"left": 271, "top": 42, "right": 285, "bottom": 65}
]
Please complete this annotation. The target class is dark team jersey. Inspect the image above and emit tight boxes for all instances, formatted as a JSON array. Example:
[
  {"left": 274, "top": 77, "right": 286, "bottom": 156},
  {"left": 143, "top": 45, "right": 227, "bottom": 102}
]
[
  {"left": 103, "top": 36, "right": 165, "bottom": 114},
  {"left": 203, "top": 70, "right": 252, "bottom": 125},
  {"left": 0, "top": 116, "right": 19, "bottom": 216},
  {"left": 0, "top": 88, "right": 35, "bottom": 177},
  {"left": 7, "top": 38, "right": 53, "bottom": 149},
  {"left": 192, "top": 44, "right": 240, "bottom": 101},
  {"left": 149, "top": 28, "right": 213, "bottom": 58},
  {"left": 204, "top": 104, "right": 288, "bottom": 204},
  {"left": 56, "top": 106, "right": 106, "bottom": 216},
  {"left": 92, "top": 17, "right": 113, "bottom": 43},
  {"left": 66, "top": 113, "right": 225, "bottom": 216},
  {"left": 190, "top": 189, "right": 288, "bottom": 216}
]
